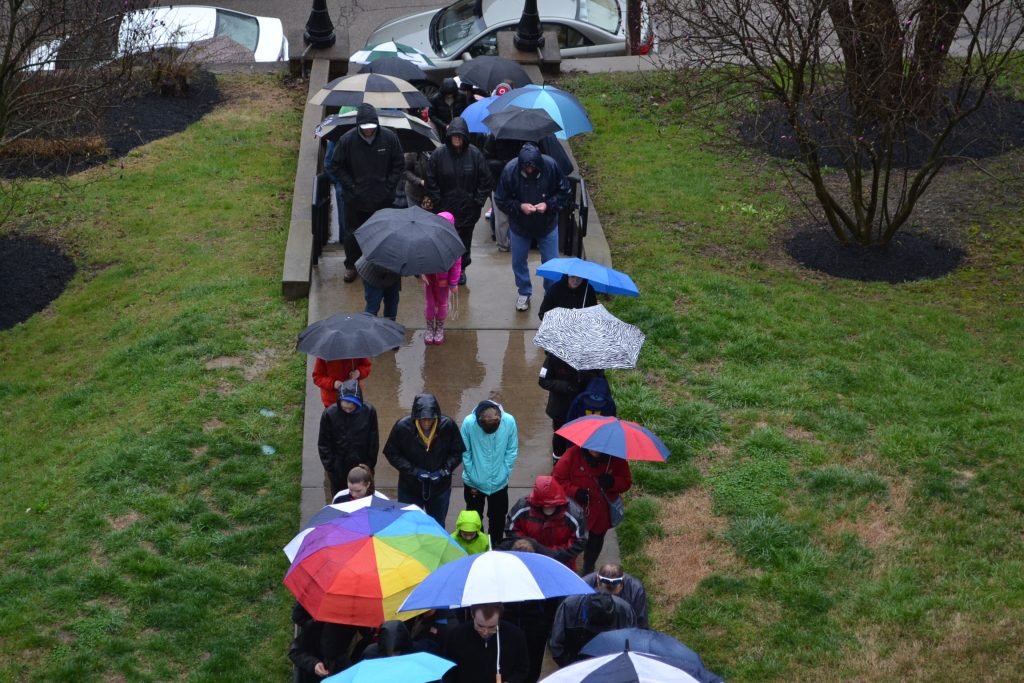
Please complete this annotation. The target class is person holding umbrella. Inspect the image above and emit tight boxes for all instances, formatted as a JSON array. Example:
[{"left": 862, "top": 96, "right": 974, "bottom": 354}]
[
  {"left": 442, "top": 603, "right": 529, "bottom": 683},
  {"left": 318, "top": 379, "right": 380, "bottom": 498},
  {"left": 538, "top": 274, "right": 597, "bottom": 320},
  {"left": 552, "top": 445, "right": 632, "bottom": 576},
  {"left": 326, "top": 103, "right": 404, "bottom": 283}
]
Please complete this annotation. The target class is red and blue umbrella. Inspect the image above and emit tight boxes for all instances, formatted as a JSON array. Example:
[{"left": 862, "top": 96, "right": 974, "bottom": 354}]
[{"left": 556, "top": 416, "right": 669, "bottom": 462}]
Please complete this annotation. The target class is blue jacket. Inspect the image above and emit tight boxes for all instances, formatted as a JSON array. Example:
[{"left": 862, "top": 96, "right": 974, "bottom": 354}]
[
  {"left": 494, "top": 143, "right": 572, "bottom": 238},
  {"left": 460, "top": 411, "right": 518, "bottom": 495}
]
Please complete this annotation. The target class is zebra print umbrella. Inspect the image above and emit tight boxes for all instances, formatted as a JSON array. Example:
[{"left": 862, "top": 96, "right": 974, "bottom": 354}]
[
  {"left": 533, "top": 304, "right": 645, "bottom": 370},
  {"left": 308, "top": 73, "right": 430, "bottom": 109}
]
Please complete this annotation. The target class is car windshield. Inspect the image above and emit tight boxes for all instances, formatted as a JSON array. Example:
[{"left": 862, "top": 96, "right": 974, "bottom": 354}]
[
  {"left": 578, "top": 0, "right": 620, "bottom": 34},
  {"left": 214, "top": 9, "right": 259, "bottom": 52},
  {"left": 434, "top": 0, "right": 483, "bottom": 55}
]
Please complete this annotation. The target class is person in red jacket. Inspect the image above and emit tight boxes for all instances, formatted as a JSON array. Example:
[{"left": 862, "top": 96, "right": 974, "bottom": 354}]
[
  {"left": 312, "top": 356, "right": 372, "bottom": 408},
  {"left": 552, "top": 446, "right": 632, "bottom": 576},
  {"left": 503, "top": 475, "right": 587, "bottom": 571}
]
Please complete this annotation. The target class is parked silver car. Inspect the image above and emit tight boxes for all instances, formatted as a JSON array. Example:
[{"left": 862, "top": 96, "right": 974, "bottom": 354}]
[{"left": 365, "top": 0, "right": 653, "bottom": 73}]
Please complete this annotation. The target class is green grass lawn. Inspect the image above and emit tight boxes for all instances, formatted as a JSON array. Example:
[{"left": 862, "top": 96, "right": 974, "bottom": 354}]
[
  {"left": 0, "top": 75, "right": 304, "bottom": 682},
  {"left": 566, "top": 71, "right": 1024, "bottom": 681}
]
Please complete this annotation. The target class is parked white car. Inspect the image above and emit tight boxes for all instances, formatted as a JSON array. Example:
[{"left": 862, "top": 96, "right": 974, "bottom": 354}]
[{"left": 26, "top": 5, "right": 288, "bottom": 71}]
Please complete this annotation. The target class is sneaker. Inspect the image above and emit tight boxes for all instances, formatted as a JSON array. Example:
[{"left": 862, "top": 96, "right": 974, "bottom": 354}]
[{"left": 515, "top": 295, "right": 531, "bottom": 311}]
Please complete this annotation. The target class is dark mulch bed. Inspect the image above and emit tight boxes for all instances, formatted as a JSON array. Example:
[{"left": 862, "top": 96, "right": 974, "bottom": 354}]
[
  {"left": 785, "top": 228, "right": 965, "bottom": 283},
  {"left": 740, "top": 91, "right": 1024, "bottom": 169},
  {"left": 2, "top": 69, "right": 222, "bottom": 178},
  {"left": 0, "top": 236, "right": 77, "bottom": 330}
]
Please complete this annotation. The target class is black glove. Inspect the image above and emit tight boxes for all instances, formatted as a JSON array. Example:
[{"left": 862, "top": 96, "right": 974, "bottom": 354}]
[
  {"left": 574, "top": 489, "right": 590, "bottom": 506},
  {"left": 597, "top": 473, "right": 614, "bottom": 490}
]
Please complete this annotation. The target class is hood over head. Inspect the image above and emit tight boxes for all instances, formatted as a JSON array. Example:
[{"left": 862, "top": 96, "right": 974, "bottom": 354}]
[
  {"left": 584, "top": 593, "right": 618, "bottom": 632},
  {"left": 356, "top": 103, "right": 379, "bottom": 129},
  {"left": 518, "top": 142, "right": 542, "bottom": 170},
  {"left": 376, "top": 620, "right": 412, "bottom": 656},
  {"left": 474, "top": 399, "right": 501, "bottom": 420},
  {"left": 440, "top": 77, "right": 458, "bottom": 95},
  {"left": 339, "top": 379, "right": 363, "bottom": 407},
  {"left": 446, "top": 116, "right": 469, "bottom": 143},
  {"left": 456, "top": 509, "right": 483, "bottom": 533},
  {"left": 527, "top": 475, "right": 567, "bottom": 507},
  {"left": 411, "top": 393, "right": 441, "bottom": 420}
]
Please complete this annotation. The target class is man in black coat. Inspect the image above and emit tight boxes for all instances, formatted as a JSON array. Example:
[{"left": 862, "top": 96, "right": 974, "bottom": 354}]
[
  {"left": 443, "top": 603, "right": 529, "bottom": 683},
  {"left": 383, "top": 393, "right": 465, "bottom": 526},
  {"left": 494, "top": 143, "right": 572, "bottom": 312},
  {"left": 326, "top": 103, "right": 405, "bottom": 283},
  {"left": 317, "top": 379, "right": 379, "bottom": 498},
  {"left": 428, "top": 77, "right": 467, "bottom": 132},
  {"left": 426, "top": 116, "right": 491, "bottom": 283}
]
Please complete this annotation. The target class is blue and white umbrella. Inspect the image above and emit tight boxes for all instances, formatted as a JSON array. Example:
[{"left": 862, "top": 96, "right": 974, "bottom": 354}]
[
  {"left": 399, "top": 550, "right": 593, "bottom": 610},
  {"left": 581, "top": 629, "right": 725, "bottom": 683},
  {"left": 488, "top": 84, "right": 593, "bottom": 139},
  {"left": 540, "top": 651, "right": 701, "bottom": 683},
  {"left": 536, "top": 257, "right": 640, "bottom": 296}
]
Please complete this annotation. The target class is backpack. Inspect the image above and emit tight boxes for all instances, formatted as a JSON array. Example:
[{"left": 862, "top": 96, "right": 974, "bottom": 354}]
[{"left": 565, "top": 375, "right": 617, "bottom": 422}]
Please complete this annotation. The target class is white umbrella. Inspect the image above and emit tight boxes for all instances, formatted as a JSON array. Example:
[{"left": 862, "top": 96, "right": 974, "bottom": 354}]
[
  {"left": 533, "top": 304, "right": 646, "bottom": 370},
  {"left": 540, "top": 651, "right": 701, "bottom": 683}
]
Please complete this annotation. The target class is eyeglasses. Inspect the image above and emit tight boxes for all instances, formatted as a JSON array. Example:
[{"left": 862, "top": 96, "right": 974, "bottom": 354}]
[{"left": 598, "top": 575, "right": 624, "bottom": 586}]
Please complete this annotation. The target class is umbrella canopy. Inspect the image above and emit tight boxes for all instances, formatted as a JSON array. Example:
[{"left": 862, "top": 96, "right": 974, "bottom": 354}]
[
  {"left": 323, "top": 652, "right": 455, "bottom": 683},
  {"left": 556, "top": 416, "right": 670, "bottom": 462},
  {"left": 296, "top": 312, "right": 406, "bottom": 360},
  {"left": 350, "top": 41, "right": 435, "bottom": 68},
  {"left": 314, "top": 111, "right": 440, "bottom": 152},
  {"left": 354, "top": 206, "right": 465, "bottom": 275},
  {"left": 489, "top": 84, "right": 593, "bottom": 139},
  {"left": 456, "top": 55, "right": 532, "bottom": 92},
  {"left": 309, "top": 73, "right": 430, "bottom": 110},
  {"left": 357, "top": 56, "right": 429, "bottom": 83},
  {"left": 581, "top": 629, "right": 725, "bottom": 683},
  {"left": 536, "top": 257, "right": 640, "bottom": 296},
  {"left": 460, "top": 95, "right": 498, "bottom": 134},
  {"left": 482, "top": 105, "right": 562, "bottom": 142},
  {"left": 284, "top": 496, "right": 411, "bottom": 563},
  {"left": 533, "top": 304, "right": 645, "bottom": 370},
  {"left": 540, "top": 651, "right": 701, "bottom": 683},
  {"left": 283, "top": 498, "right": 467, "bottom": 626},
  {"left": 400, "top": 551, "right": 594, "bottom": 611}
]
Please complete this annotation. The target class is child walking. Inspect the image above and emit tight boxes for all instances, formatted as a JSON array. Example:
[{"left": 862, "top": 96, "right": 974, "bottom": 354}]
[{"left": 420, "top": 211, "right": 461, "bottom": 345}]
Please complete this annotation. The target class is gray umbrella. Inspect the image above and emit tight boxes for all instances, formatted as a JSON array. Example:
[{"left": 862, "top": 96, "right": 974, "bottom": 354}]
[
  {"left": 533, "top": 304, "right": 645, "bottom": 370},
  {"left": 354, "top": 206, "right": 465, "bottom": 276},
  {"left": 296, "top": 313, "right": 406, "bottom": 360}
]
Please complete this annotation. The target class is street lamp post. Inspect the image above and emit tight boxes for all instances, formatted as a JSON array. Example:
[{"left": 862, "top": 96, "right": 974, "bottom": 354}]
[
  {"left": 304, "top": 0, "right": 336, "bottom": 49},
  {"left": 513, "top": 0, "right": 545, "bottom": 52}
]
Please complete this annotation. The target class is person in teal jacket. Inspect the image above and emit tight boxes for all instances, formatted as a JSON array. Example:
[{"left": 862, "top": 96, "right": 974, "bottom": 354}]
[
  {"left": 451, "top": 510, "right": 490, "bottom": 555},
  {"left": 460, "top": 400, "right": 519, "bottom": 549}
]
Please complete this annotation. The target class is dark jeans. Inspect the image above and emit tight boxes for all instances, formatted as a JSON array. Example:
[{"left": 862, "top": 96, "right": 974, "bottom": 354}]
[
  {"left": 581, "top": 530, "right": 606, "bottom": 576},
  {"left": 398, "top": 478, "right": 452, "bottom": 528},
  {"left": 343, "top": 205, "right": 377, "bottom": 270},
  {"left": 463, "top": 485, "right": 509, "bottom": 549},
  {"left": 551, "top": 417, "right": 569, "bottom": 462},
  {"left": 363, "top": 280, "right": 399, "bottom": 319},
  {"left": 456, "top": 220, "right": 476, "bottom": 270}
]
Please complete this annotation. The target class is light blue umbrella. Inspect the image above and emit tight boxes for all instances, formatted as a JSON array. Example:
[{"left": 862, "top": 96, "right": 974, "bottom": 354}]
[
  {"left": 536, "top": 257, "right": 640, "bottom": 296},
  {"left": 460, "top": 95, "right": 497, "bottom": 134},
  {"left": 488, "top": 85, "right": 593, "bottom": 139},
  {"left": 323, "top": 652, "right": 455, "bottom": 683}
]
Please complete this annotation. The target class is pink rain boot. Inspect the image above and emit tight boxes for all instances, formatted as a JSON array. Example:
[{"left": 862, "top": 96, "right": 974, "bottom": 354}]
[
  {"left": 424, "top": 319, "right": 436, "bottom": 345},
  {"left": 434, "top": 319, "right": 446, "bottom": 345}
]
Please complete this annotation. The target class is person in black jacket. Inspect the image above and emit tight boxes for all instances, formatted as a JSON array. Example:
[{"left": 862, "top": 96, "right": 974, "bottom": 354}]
[
  {"left": 443, "top": 604, "right": 529, "bottom": 683},
  {"left": 383, "top": 393, "right": 465, "bottom": 526},
  {"left": 326, "top": 103, "right": 405, "bottom": 283},
  {"left": 538, "top": 354, "right": 602, "bottom": 464},
  {"left": 494, "top": 143, "right": 572, "bottom": 312},
  {"left": 317, "top": 379, "right": 379, "bottom": 498},
  {"left": 426, "top": 116, "right": 491, "bottom": 283},
  {"left": 428, "top": 77, "right": 466, "bottom": 132},
  {"left": 288, "top": 603, "right": 327, "bottom": 682},
  {"left": 538, "top": 275, "right": 598, "bottom": 320}
]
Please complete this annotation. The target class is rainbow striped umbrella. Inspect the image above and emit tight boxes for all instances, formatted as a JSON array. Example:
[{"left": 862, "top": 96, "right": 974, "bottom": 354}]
[{"left": 284, "top": 497, "right": 466, "bottom": 626}]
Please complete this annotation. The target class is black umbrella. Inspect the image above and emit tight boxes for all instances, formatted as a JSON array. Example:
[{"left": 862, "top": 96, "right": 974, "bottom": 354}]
[
  {"left": 308, "top": 73, "right": 430, "bottom": 109},
  {"left": 296, "top": 313, "right": 406, "bottom": 360},
  {"left": 581, "top": 629, "right": 725, "bottom": 683},
  {"left": 482, "top": 105, "right": 562, "bottom": 142},
  {"left": 354, "top": 206, "right": 465, "bottom": 275},
  {"left": 357, "top": 57, "right": 428, "bottom": 84},
  {"left": 314, "top": 111, "right": 440, "bottom": 152},
  {"left": 456, "top": 56, "right": 532, "bottom": 93}
]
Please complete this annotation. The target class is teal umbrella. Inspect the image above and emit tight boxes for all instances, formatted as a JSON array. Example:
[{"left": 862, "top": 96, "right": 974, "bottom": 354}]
[{"left": 323, "top": 652, "right": 455, "bottom": 683}]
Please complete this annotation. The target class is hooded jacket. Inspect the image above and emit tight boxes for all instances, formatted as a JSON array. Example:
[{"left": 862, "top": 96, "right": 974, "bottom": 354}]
[
  {"left": 581, "top": 571, "right": 649, "bottom": 629},
  {"left": 451, "top": 510, "right": 490, "bottom": 554},
  {"left": 504, "top": 476, "right": 587, "bottom": 568},
  {"left": 383, "top": 393, "right": 465, "bottom": 498},
  {"left": 426, "top": 116, "right": 491, "bottom": 228},
  {"left": 428, "top": 77, "right": 467, "bottom": 130},
  {"left": 460, "top": 403, "right": 518, "bottom": 495},
  {"left": 317, "top": 381, "right": 379, "bottom": 484},
  {"left": 539, "top": 353, "right": 602, "bottom": 422},
  {"left": 552, "top": 445, "right": 632, "bottom": 535},
  {"left": 361, "top": 620, "right": 414, "bottom": 659},
  {"left": 538, "top": 275, "right": 598, "bottom": 320},
  {"left": 548, "top": 592, "right": 637, "bottom": 666},
  {"left": 326, "top": 103, "right": 404, "bottom": 213},
  {"left": 312, "top": 356, "right": 373, "bottom": 407},
  {"left": 494, "top": 143, "right": 572, "bottom": 238}
]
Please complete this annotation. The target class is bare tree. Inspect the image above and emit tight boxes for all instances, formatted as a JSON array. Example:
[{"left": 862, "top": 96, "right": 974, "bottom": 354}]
[{"left": 651, "top": 0, "right": 1024, "bottom": 246}]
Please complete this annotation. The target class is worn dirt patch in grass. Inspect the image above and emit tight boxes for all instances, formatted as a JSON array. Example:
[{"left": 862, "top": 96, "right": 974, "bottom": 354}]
[
  {"left": 107, "top": 511, "right": 140, "bottom": 531},
  {"left": 825, "top": 480, "right": 909, "bottom": 554},
  {"left": 202, "top": 418, "right": 226, "bottom": 432},
  {"left": 644, "top": 488, "right": 736, "bottom": 609},
  {"left": 243, "top": 347, "right": 280, "bottom": 381}
]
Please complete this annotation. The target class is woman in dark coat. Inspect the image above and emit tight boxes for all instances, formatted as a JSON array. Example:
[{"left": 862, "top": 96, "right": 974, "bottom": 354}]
[{"left": 538, "top": 274, "right": 598, "bottom": 320}]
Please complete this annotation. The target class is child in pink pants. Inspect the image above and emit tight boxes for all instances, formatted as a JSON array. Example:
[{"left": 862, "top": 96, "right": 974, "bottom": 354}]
[{"left": 421, "top": 211, "right": 461, "bottom": 345}]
